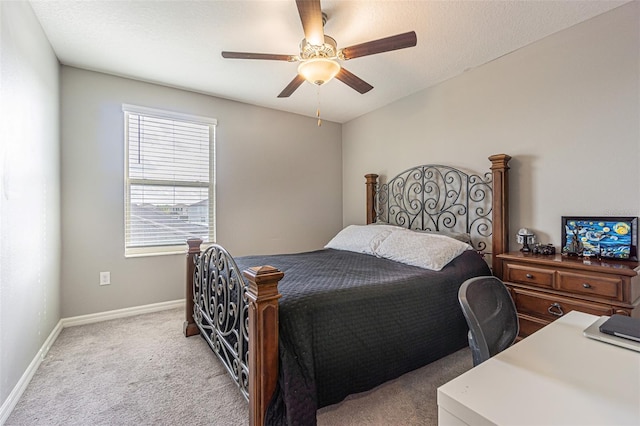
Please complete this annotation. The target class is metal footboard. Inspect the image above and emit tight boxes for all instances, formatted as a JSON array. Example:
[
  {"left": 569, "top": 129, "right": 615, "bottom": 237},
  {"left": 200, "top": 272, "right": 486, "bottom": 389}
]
[{"left": 192, "top": 244, "right": 250, "bottom": 400}]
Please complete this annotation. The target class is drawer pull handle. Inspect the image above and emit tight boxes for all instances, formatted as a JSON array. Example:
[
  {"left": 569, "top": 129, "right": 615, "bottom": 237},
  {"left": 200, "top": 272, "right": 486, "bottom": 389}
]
[
  {"left": 582, "top": 283, "right": 591, "bottom": 289},
  {"left": 548, "top": 303, "right": 564, "bottom": 317},
  {"left": 525, "top": 273, "right": 533, "bottom": 279}
]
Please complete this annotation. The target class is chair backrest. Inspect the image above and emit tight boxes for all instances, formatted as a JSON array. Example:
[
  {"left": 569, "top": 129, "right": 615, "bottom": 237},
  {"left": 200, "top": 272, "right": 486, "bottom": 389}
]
[{"left": 458, "top": 276, "right": 519, "bottom": 366}]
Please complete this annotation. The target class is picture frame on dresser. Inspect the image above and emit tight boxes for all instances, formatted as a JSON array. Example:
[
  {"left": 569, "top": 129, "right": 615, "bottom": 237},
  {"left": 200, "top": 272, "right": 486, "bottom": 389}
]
[{"left": 561, "top": 216, "right": 638, "bottom": 260}]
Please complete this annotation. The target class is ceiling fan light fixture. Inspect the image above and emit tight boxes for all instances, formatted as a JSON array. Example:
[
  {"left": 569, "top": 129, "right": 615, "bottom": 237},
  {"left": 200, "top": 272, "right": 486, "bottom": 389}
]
[{"left": 298, "top": 57, "right": 341, "bottom": 86}]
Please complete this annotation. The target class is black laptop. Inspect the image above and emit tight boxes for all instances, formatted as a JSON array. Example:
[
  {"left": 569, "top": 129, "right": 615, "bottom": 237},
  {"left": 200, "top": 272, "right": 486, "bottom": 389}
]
[{"left": 599, "top": 314, "right": 640, "bottom": 342}]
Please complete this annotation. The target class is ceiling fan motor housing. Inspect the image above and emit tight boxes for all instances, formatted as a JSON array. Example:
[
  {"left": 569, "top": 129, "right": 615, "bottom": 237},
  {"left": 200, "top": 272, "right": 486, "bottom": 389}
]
[{"left": 299, "top": 35, "right": 338, "bottom": 60}]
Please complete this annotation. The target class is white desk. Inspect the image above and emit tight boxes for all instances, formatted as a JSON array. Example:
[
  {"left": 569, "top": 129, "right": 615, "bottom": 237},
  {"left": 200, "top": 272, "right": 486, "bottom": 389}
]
[{"left": 437, "top": 311, "right": 640, "bottom": 426}]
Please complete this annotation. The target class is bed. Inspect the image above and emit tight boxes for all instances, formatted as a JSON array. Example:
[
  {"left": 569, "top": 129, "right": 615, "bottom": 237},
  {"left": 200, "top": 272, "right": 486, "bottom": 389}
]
[{"left": 183, "top": 154, "right": 511, "bottom": 425}]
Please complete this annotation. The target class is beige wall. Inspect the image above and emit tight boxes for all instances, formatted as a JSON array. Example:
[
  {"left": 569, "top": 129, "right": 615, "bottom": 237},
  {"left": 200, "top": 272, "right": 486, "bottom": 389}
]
[
  {"left": 0, "top": 1, "right": 61, "bottom": 409},
  {"left": 60, "top": 67, "right": 342, "bottom": 318},
  {"left": 343, "top": 2, "right": 639, "bottom": 251}
]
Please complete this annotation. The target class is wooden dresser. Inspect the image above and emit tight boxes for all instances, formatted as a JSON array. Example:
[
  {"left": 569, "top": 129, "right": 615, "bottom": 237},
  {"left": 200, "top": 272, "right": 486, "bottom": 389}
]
[{"left": 497, "top": 252, "right": 640, "bottom": 339}]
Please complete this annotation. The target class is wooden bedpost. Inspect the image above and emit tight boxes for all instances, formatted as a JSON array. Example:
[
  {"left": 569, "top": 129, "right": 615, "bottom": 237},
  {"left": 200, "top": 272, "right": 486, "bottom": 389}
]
[
  {"left": 183, "top": 238, "right": 202, "bottom": 337},
  {"left": 365, "top": 174, "right": 378, "bottom": 224},
  {"left": 489, "top": 154, "right": 511, "bottom": 279},
  {"left": 244, "top": 265, "right": 284, "bottom": 426}
]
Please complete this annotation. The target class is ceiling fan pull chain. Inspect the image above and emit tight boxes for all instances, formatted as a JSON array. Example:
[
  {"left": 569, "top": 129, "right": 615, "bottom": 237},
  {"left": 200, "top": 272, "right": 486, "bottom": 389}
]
[{"left": 316, "top": 86, "right": 322, "bottom": 127}]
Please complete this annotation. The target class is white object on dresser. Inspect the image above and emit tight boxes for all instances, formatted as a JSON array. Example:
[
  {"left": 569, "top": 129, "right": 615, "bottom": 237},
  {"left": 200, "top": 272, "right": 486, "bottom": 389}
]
[{"left": 437, "top": 311, "right": 640, "bottom": 426}]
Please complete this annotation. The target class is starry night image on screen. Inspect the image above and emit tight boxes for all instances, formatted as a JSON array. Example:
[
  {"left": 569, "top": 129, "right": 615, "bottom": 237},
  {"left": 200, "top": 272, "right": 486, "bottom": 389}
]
[{"left": 563, "top": 219, "right": 633, "bottom": 259}]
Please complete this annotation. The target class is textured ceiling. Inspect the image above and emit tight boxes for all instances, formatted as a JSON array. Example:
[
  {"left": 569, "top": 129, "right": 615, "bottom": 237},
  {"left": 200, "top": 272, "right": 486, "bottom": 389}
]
[{"left": 30, "top": 0, "right": 628, "bottom": 123}]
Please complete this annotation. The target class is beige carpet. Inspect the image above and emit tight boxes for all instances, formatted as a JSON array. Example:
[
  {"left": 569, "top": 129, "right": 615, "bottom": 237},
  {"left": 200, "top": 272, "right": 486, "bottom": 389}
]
[{"left": 6, "top": 307, "right": 472, "bottom": 425}]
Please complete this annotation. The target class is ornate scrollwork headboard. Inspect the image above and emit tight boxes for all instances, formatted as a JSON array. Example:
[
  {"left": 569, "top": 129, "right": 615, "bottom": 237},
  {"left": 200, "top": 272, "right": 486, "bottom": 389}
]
[
  {"left": 365, "top": 154, "right": 511, "bottom": 273},
  {"left": 374, "top": 164, "right": 492, "bottom": 253}
]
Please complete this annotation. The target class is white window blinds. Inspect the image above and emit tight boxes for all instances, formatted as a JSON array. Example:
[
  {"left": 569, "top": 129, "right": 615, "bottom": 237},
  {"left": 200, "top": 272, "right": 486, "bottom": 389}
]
[{"left": 123, "top": 104, "right": 216, "bottom": 256}]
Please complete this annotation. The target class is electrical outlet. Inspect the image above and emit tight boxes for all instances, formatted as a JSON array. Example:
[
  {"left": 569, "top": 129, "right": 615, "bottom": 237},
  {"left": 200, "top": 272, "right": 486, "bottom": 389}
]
[{"left": 99, "top": 271, "right": 111, "bottom": 286}]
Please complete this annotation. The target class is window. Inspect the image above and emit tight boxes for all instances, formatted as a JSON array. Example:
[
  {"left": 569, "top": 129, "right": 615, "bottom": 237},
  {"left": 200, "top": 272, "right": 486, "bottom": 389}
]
[{"left": 123, "top": 104, "right": 216, "bottom": 256}]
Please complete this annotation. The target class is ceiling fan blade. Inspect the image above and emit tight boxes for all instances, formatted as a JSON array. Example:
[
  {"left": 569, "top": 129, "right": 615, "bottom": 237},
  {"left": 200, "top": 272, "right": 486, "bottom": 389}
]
[
  {"left": 296, "top": 0, "right": 324, "bottom": 45},
  {"left": 222, "top": 51, "right": 295, "bottom": 61},
  {"left": 340, "top": 31, "right": 417, "bottom": 60},
  {"left": 335, "top": 68, "right": 373, "bottom": 94},
  {"left": 278, "top": 75, "right": 306, "bottom": 98}
]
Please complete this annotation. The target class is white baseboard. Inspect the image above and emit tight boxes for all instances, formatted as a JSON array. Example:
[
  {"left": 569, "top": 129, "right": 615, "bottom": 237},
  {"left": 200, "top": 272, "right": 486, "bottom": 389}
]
[
  {"left": 0, "top": 319, "right": 63, "bottom": 425},
  {"left": 62, "top": 299, "right": 185, "bottom": 328},
  {"left": 0, "top": 299, "right": 185, "bottom": 425}
]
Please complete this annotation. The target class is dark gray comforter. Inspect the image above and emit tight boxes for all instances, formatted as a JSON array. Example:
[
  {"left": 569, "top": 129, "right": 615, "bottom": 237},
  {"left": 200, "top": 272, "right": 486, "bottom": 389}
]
[{"left": 234, "top": 248, "right": 490, "bottom": 425}]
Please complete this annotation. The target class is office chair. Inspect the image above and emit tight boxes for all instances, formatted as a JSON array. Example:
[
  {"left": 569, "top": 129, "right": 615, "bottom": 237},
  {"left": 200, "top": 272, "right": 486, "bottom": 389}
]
[{"left": 458, "top": 276, "right": 519, "bottom": 366}]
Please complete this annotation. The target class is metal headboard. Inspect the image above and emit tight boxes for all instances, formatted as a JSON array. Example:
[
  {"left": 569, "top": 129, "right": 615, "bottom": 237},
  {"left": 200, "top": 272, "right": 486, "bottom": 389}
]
[{"left": 374, "top": 164, "right": 493, "bottom": 254}]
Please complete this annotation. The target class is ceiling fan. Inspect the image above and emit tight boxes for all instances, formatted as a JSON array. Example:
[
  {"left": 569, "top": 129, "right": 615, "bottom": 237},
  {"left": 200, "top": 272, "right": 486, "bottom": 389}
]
[{"left": 221, "top": 0, "right": 417, "bottom": 98}]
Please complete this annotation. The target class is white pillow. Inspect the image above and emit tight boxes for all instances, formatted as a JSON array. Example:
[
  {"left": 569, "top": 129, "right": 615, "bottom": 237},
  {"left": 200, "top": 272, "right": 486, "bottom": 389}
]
[
  {"left": 373, "top": 221, "right": 473, "bottom": 245},
  {"left": 375, "top": 229, "right": 471, "bottom": 271},
  {"left": 325, "top": 225, "right": 392, "bottom": 255},
  {"left": 420, "top": 229, "right": 473, "bottom": 245}
]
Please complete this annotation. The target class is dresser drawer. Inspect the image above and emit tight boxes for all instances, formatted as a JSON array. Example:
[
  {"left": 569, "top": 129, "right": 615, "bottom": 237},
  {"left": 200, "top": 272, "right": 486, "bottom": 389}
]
[
  {"left": 557, "top": 271, "right": 622, "bottom": 301},
  {"left": 510, "top": 288, "right": 612, "bottom": 322},
  {"left": 504, "top": 263, "right": 554, "bottom": 289}
]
